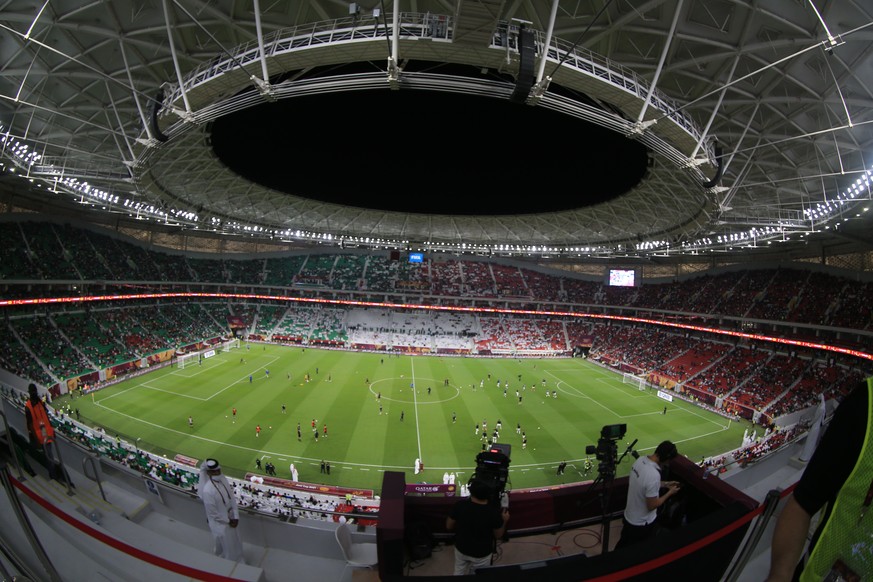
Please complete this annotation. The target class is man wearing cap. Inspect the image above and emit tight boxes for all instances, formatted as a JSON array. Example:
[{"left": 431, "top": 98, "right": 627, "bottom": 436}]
[
  {"left": 614, "top": 440, "right": 681, "bottom": 550},
  {"left": 199, "top": 458, "right": 244, "bottom": 562}
]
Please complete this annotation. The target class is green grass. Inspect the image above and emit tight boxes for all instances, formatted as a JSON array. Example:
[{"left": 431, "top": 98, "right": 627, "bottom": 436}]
[{"left": 62, "top": 344, "right": 749, "bottom": 494}]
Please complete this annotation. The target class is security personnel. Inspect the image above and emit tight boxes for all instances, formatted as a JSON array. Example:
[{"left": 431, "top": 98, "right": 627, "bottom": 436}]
[
  {"left": 766, "top": 378, "right": 873, "bottom": 581},
  {"left": 24, "top": 382, "right": 66, "bottom": 483},
  {"left": 25, "top": 383, "right": 54, "bottom": 447}
]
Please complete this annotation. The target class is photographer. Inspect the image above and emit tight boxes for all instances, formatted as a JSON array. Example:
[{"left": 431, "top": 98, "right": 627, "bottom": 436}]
[
  {"left": 614, "top": 440, "right": 680, "bottom": 550},
  {"left": 445, "top": 479, "right": 509, "bottom": 575}
]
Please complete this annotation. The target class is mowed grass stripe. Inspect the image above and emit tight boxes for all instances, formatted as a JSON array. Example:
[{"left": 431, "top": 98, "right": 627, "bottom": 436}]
[{"left": 69, "top": 344, "right": 750, "bottom": 493}]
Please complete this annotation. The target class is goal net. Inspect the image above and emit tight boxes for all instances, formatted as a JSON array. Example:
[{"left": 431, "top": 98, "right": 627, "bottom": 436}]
[
  {"left": 222, "top": 338, "right": 241, "bottom": 352},
  {"left": 178, "top": 353, "right": 199, "bottom": 369},
  {"left": 622, "top": 373, "right": 646, "bottom": 391}
]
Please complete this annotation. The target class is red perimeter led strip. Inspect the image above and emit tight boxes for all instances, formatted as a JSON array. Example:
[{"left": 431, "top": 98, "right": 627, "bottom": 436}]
[{"left": 1, "top": 291, "right": 870, "bottom": 361}]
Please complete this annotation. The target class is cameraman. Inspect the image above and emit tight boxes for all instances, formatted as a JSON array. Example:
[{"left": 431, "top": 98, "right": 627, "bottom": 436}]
[
  {"left": 446, "top": 479, "right": 509, "bottom": 575},
  {"left": 614, "top": 440, "right": 680, "bottom": 550}
]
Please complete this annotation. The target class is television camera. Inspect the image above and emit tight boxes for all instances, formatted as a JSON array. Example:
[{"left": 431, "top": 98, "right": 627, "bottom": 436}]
[
  {"left": 583, "top": 424, "right": 639, "bottom": 554},
  {"left": 469, "top": 443, "right": 511, "bottom": 507},
  {"left": 585, "top": 423, "right": 630, "bottom": 480}
]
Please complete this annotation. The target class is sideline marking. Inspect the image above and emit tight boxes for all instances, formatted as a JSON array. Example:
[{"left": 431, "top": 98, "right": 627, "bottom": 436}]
[
  {"left": 411, "top": 359, "right": 423, "bottom": 461},
  {"left": 89, "top": 352, "right": 741, "bottom": 479}
]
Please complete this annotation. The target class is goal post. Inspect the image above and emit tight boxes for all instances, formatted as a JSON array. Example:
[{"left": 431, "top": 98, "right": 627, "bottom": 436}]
[
  {"left": 178, "top": 353, "right": 199, "bottom": 369},
  {"left": 222, "top": 338, "right": 241, "bottom": 352},
  {"left": 622, "top": 372, "right": 646, "bottom": 391}
]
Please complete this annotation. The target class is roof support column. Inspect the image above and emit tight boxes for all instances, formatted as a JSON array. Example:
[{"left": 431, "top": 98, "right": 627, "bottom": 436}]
[
  {"left": 117, "top": 40, "right": 152, "bottom": 142},
  {"left": 13, "top": 48, "right": 39, "bottom": 103},
  {"left": 724, "top": 102, "right": 760, "bottom": 176},
  {"left": 636, "top": 0, "right": 684, "bottom": 127},
  {"left": 535, "top": 0, "right": 560, "bottom": 86},
  {"left": 162, "top": 0, "right": 192, "bottom": 117},
  {"left": 21, "top": 107, "right": 37, "bottom": 177},
  {"left": 392, "top": 1, "right": 400, "bottom": 59},
  {"left": 253, "top": 0, "right": 271, "bottom": 88},
  {"left": 388, "top": 0, "right": 402, "bottom": 81},
  {"left": 105, "top": 81, "right": 136, "bottom": 162},
  {"left": 23, "top": 0, "right": 50, "bottom": 40},
  {"left": 251, "top": 0, "right": 276, "bottom": 99},
  {"left": 691, "top": 55, "right": 739, "bottom": 159},
  {"left": 807, "top": 0, "right": 842, "bottom": 49}
]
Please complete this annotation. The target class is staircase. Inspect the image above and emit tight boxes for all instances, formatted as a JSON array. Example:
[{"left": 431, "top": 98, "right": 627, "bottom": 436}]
[
  {"left": 0, "top": 419, "right": 357, "bottom": 582},
  {"left": 9, "top": 321, "right": 59, "bottom": 385}
]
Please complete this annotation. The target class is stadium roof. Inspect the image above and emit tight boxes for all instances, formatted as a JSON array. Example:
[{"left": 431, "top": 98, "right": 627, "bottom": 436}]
[{"left": 1, "top": 0, "right": 872, "bottom": 263}]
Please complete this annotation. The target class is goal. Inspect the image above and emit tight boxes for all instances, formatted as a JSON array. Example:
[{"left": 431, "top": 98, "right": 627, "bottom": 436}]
[
  {"left": 222, "top": 338, "right": 241, "bottom": 352},
  {"left": 177, "top": 353, "right": 199, "bottom": 369},
  {"left": 622, "top": 373, "right": 646, "bottom": 391}
]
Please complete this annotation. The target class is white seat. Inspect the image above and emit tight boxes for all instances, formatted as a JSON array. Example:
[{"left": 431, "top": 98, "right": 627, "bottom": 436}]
[{"left": 335, "top": 521, "right": 379, "bottom": 570}]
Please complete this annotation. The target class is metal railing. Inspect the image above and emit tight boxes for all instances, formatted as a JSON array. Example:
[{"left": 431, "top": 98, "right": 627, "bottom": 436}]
[
  {"left": 0, "top": 409, "right": 25, "bottom": 480},
  {"left": 81, "top": 454, "right": 107, "bottom": 502},
  {"left": 0, "top": 462, "right": 62, "bottom": 581},
  {"left": 157, "top": 12, "right": 708, "bottom": 156}
]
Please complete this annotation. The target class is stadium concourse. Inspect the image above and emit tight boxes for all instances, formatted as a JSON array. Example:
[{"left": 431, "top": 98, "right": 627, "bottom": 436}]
[{"left": 1, "top": 1, "right": 873, "bottom": 579}]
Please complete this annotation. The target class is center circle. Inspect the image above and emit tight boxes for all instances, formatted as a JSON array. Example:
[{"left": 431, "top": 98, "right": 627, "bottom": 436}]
[{"left": 368, "top": 376, "right": 460, "bottom": 404}]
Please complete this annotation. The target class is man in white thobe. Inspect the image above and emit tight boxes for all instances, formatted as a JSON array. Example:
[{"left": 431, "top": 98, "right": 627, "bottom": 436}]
[{"left": 199, "top": 458, "right": 244, "bottom": 562}]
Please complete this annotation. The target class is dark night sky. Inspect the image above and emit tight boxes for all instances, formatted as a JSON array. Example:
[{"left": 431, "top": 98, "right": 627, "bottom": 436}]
[{"left": 211, "top": 88, "right": 650, "bottom": 216}]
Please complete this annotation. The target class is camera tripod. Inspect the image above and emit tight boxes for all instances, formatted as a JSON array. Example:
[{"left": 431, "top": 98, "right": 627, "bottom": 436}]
[{"left": 587, "top": 438, "right": 638, "bottom": 554}]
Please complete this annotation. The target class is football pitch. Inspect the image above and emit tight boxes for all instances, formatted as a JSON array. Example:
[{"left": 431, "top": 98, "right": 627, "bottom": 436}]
[{"left": 65, "top": 344, "right": 749, "bottom": 493}]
